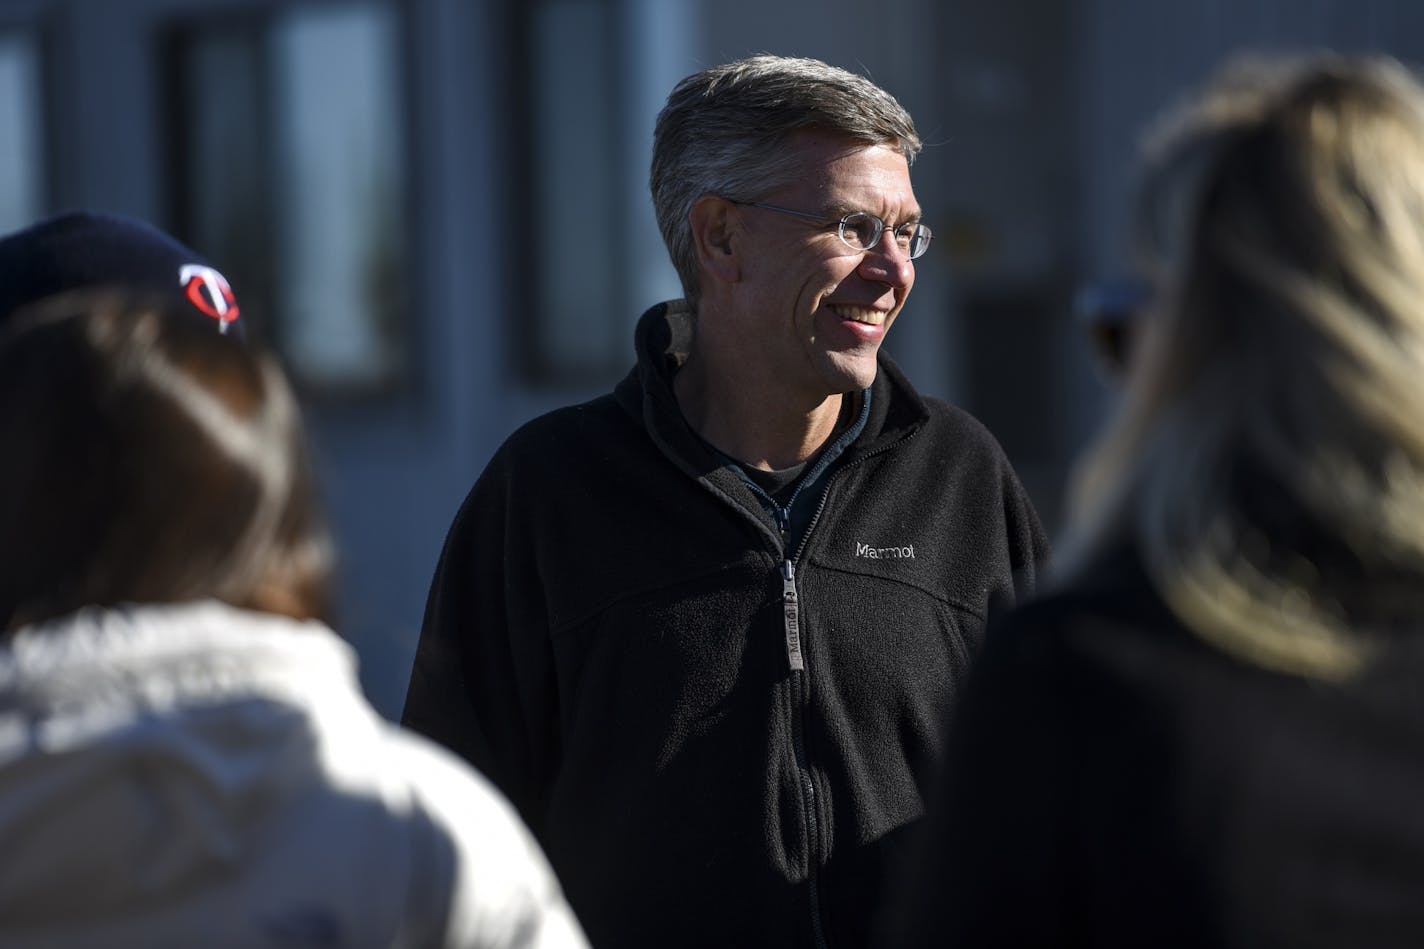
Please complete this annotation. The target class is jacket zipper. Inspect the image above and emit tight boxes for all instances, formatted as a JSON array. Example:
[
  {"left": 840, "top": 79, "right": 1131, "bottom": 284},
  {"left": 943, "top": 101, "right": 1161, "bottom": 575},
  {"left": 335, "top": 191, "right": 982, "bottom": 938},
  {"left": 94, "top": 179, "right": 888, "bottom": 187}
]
[
  {"left": 780, "top": 559, "right": 804, "bottom": 672},
  {"left": 777, "top": 503, "right": 830, "bottom": 949},
  {"left": 761, "top": 438, "right": 910, "bottom": 949}
]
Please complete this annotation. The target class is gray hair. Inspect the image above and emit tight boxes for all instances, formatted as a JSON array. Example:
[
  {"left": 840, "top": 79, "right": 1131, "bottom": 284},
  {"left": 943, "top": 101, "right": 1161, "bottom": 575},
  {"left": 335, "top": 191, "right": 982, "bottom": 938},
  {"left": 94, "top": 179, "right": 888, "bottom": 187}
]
[
  {"left": 651, "top": 55, "right": 921, "bottom": 301},
  {"left": 1066, "top": 53, "right": 1424, "bottom": 680}
]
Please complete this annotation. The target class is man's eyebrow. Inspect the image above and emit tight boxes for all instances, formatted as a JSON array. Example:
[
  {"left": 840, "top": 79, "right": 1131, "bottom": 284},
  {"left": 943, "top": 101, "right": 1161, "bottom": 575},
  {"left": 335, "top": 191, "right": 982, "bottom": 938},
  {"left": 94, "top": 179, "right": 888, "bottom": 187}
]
[
  {"left": 823, "top": 201, "right": 924, "bottom": 224},
  {"left": 817, "top": 201, "right": 859, "bottom": 219}
]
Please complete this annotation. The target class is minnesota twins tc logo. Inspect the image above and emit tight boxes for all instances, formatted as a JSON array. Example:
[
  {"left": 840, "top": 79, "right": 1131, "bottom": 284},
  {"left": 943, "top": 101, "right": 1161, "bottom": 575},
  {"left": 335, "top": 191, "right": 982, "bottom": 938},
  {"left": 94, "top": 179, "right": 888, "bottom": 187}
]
[{"left": 178, "top": 264, "right": 240, "bottom": 334}]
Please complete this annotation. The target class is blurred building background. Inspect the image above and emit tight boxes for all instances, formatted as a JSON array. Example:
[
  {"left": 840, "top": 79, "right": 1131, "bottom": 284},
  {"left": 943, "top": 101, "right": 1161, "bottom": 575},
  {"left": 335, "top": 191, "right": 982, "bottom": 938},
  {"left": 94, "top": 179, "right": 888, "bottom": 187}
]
[{"left": 3, "top": 0, "right": 1422, "bottom": 716}]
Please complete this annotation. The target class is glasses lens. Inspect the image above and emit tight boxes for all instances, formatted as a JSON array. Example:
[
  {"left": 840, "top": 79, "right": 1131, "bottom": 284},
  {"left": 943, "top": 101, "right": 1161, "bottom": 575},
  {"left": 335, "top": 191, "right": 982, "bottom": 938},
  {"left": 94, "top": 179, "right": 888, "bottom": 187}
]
[
  {"left": 839, "top": 212, "right": 880, "bottom": 251},
  {"left": 904, "top": 223, "right": 932, "bottom": 260}
]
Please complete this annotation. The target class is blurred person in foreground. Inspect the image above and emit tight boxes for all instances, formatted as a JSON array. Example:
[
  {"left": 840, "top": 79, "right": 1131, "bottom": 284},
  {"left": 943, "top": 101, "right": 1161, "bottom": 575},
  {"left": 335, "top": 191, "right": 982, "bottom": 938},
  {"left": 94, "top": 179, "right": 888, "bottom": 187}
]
[
  {"left": 888, "top": 54, "right": 1424, "bottom": 948},
  {"left": 0, "top": 288, "right": 587, "bottom": 947},
  {"left": 402, "top": 54, "right": 1048, "bottom": 949}
]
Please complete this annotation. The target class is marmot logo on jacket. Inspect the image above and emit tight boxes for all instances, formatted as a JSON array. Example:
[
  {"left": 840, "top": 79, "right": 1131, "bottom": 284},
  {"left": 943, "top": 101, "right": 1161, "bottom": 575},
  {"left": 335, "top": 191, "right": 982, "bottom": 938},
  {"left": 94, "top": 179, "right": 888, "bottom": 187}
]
[{"left": 855, "top": 542, "right": 915, "bottom": 559}]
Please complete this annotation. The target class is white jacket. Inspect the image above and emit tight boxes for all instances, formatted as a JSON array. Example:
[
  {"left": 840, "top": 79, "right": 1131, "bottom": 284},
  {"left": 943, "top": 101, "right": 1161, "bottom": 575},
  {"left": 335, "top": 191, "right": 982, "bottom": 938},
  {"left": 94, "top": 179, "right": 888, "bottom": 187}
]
[{"left": 0, "top": 601, "right": 588, "bottom": 949}]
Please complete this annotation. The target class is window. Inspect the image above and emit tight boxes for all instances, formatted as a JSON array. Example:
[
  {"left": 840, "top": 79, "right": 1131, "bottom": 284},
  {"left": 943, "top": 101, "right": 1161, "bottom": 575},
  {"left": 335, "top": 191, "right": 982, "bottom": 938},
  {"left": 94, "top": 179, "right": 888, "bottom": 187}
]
[
  {"left": 0, "top": 26, "right": 44, "bottom": 233},
  {"left": 166, "top": 2, "right": 410, "bottom": 396},
  {"left": 512, "top": 0, "right": 682, "bottom": 383}
]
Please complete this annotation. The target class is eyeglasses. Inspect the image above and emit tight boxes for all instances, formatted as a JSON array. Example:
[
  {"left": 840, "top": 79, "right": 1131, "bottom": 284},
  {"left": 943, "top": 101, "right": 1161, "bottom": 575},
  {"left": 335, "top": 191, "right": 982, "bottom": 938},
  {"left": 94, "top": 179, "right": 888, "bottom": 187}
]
[{"left": 735, "top": 201, "right": 933, "bottom": 260}]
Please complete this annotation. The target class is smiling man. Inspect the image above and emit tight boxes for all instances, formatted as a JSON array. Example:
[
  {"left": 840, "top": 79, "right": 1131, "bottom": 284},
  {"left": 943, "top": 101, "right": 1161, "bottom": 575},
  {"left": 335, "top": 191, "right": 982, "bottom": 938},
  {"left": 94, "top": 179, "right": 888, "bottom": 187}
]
[{"left": 403, "top": 55, "right": 1049, "bottom": 949}]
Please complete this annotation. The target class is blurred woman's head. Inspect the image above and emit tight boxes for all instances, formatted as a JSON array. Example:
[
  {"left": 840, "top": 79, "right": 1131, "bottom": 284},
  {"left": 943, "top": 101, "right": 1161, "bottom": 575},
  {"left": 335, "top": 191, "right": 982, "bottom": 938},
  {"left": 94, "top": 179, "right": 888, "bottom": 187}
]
[
  {"left": 0, "top": 292, "right": 333, "bottom": 631},
  {"left": 1069, "top": 54, "right": 1424, "bottom": 678}
]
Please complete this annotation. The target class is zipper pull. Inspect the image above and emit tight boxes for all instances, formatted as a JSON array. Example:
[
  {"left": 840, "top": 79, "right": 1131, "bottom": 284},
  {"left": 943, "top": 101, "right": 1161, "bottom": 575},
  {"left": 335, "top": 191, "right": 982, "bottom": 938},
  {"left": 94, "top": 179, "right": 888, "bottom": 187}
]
[{"left": 781, "top": 560, "right": 804, "bottom": 672}]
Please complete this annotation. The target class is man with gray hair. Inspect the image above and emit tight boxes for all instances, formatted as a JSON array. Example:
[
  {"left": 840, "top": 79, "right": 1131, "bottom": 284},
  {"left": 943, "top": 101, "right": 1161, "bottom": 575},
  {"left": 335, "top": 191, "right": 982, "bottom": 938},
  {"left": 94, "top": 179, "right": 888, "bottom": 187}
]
[{"left": 404, "top": 54, "right": 1048, "bottom": 948}]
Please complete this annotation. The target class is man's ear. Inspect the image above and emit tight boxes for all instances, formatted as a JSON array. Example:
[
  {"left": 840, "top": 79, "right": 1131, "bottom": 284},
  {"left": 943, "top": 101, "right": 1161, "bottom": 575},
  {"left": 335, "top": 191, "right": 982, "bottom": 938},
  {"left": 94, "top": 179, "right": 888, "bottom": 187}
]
[{"left": 690, "top": 195, "right": 742, "bottom": 284}]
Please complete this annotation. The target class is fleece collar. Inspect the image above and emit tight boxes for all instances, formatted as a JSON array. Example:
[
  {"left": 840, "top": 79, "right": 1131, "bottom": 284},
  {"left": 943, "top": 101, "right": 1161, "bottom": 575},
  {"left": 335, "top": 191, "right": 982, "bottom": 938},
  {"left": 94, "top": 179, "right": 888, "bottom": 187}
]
[{"left": 615, "top": 299, "right": 929, "bottom": 468}]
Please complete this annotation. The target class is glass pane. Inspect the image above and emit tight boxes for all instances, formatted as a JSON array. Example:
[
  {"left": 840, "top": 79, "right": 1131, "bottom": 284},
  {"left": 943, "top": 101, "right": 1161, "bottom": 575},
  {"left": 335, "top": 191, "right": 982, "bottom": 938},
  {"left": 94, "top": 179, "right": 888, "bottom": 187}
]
[
  {"left": 0, "top": 29, "right": 44, "bottom": 233},
  {"left": 270, "top": 3, "right": 408, "bottom": 391},
  {"left": 168, "top": 3, "right": 409, "bottom": 395},
  {"left": 527, "top": 0, "right": 622, "bottom": 379}
]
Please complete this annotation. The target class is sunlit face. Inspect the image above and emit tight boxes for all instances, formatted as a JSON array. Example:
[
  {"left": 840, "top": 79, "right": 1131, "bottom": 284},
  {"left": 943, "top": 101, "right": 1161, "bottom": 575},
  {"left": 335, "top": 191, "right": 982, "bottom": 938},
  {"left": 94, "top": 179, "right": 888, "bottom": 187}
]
[{"left": 729, "top": 130, "right": 919, "bottom": 401}]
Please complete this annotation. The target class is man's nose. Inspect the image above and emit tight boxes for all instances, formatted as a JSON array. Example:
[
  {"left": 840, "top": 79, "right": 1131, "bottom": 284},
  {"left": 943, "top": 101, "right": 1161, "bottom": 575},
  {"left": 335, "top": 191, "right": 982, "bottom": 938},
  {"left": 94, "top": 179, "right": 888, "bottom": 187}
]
[{"left": 859, "top": 233, "right": 914, "bottom": 287}]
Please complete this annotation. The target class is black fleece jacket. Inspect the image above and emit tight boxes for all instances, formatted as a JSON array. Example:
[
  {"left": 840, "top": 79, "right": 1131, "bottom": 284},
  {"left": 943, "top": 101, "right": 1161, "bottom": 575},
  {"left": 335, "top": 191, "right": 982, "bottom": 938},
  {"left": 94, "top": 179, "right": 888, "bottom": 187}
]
[
  {"left": 402, "top": 301, "right": 1049, "bottom": 949},
  {"left": 889, "top": 543, "right": 1424, "bottom": 948}
]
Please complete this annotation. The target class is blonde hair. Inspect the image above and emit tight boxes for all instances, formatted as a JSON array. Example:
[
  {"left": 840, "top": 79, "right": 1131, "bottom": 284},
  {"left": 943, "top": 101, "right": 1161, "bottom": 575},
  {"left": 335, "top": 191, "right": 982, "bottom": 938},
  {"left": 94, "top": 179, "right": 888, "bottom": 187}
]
[{"left": 1065, "top": 54, "right": 1424, "bottom": 680}]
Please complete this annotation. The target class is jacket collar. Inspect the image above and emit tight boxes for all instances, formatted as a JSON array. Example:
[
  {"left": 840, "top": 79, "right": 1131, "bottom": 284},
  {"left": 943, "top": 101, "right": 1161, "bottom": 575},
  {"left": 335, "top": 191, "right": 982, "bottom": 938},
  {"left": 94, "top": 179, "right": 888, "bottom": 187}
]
[{"left": 616, "top": 299, "right": 930, "bottom": 469}]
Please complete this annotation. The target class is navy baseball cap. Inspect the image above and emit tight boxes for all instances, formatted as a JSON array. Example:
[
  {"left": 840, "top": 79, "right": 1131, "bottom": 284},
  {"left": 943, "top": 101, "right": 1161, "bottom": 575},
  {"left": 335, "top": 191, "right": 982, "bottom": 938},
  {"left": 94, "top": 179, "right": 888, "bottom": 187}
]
[{"left": 0, "top": 211, "right": 242, "bottom": 335}]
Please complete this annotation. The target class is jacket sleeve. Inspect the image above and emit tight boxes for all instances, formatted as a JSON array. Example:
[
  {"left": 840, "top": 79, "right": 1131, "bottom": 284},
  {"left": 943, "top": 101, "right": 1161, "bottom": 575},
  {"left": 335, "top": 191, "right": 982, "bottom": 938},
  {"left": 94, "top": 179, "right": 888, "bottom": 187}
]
[
  {"left": 401, "top": 451, "right": 561, "bottom": 835},
  {"left": 388, "top": 727, "right": 590, "bottom": 949}
]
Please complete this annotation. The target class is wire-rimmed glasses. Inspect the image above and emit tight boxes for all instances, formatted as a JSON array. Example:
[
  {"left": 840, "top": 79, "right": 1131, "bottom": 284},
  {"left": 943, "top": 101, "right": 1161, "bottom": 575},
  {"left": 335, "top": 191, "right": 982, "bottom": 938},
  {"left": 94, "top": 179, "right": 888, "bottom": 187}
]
[{"left": 734, "top": 201, "right": 933, "bottom": 259}]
